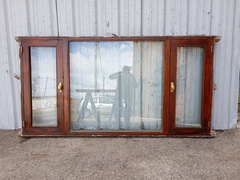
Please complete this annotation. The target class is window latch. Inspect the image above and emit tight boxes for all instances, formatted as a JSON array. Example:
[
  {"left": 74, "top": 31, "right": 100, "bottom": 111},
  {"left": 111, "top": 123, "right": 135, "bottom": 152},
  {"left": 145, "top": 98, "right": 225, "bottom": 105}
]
[
  {"left": 170, "top": 82, "right": 175, "bottom": 93},
  {"left": 22, "top": 121, "right": 26, "bottom": 127}
]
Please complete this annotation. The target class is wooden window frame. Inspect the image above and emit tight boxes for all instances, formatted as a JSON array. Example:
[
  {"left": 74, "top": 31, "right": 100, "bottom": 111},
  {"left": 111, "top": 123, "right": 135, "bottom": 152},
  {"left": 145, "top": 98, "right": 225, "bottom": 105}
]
[{"left": 17, "top": 36, "right": 220, "bottom": 137}]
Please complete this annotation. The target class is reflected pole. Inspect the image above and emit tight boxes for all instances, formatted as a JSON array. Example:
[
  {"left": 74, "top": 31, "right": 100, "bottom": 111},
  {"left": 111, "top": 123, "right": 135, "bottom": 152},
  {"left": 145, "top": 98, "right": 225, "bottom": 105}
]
[
  {"left": 95, "top": 42, "right": 97, "bottom": 96},
  {"left": 103, "top": 76, "right": 105, "bottom": 96},
  {"left": 44, "top": 76, "right": 48, "bottom": 97}
]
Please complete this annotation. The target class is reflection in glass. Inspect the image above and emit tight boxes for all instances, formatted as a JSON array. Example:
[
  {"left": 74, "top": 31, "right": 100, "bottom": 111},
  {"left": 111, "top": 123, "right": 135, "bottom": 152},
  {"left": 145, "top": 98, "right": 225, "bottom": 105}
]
[
  {"left": 70, "top": 41, "right": 164, "bottom": 131},
  {"left": 31, "top": 47, "right": 57, "bottom": 127},
  {"left": 175, "top": 47, "right": 203, "bottom": 127}
]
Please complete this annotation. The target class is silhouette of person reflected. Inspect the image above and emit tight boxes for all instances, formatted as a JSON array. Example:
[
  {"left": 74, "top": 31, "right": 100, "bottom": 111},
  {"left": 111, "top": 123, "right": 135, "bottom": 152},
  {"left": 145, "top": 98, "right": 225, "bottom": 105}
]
[{"left": 109, "top": 66, "right": 138, "bottom": 127}]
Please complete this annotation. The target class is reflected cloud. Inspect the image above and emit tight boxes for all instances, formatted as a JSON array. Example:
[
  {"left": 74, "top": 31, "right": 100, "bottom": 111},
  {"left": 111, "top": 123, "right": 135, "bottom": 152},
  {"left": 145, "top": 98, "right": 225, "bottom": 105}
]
[{"left": 69, "top": 41, "right": 133, "bottom": 98}]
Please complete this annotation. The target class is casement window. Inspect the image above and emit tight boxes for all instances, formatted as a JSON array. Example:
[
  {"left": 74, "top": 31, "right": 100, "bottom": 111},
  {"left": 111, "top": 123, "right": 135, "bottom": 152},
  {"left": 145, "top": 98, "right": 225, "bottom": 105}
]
[{"left": 17, "top": 36, "right": 220, "bottom": 137}]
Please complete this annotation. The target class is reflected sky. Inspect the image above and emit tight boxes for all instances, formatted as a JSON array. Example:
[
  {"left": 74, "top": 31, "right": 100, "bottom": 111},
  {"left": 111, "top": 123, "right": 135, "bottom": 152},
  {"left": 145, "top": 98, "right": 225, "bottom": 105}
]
[
  {"left": 70, "top": 41, "right": 133, "bottom": 98},
  {"left": 31, "top": 47, "right": 56, "bottom": 97},
  {"left": 30, "top": 42, "right": 134, "bottom": 98}
]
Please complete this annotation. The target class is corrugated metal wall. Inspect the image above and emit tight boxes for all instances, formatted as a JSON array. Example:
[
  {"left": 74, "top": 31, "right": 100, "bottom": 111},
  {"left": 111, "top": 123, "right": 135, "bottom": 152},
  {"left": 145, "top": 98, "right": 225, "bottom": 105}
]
[{"left": 0, "top": 0, "right": 239, "bottom": 129}]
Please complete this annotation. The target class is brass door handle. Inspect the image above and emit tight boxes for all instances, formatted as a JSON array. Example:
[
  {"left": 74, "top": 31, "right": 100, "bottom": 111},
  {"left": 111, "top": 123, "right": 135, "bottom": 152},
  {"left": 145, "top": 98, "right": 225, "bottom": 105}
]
[
  {"left": 58, "top": 82, "right": 63, "bottom": 93},
  {"left": 170, "top": 82, "right": 175, "bottom": 93}
]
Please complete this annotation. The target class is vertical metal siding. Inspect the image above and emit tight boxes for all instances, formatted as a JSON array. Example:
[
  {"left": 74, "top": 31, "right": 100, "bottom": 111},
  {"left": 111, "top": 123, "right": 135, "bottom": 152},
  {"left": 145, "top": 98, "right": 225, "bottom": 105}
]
[
  {"left": 0, "top": 0, "right": 239, "bottom": 129},
  {"left": 228, "top": 0, "right": 240, "bottom": 128}
]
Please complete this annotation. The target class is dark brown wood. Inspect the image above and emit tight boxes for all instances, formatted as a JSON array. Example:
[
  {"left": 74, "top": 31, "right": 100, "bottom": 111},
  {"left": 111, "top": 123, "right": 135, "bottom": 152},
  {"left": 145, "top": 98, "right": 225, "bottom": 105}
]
[
  {"left": 16, "top": 36, "right": 221, "bottom": 43},
  {"left": 21, "top": 39, "right": 64, "bottom": 136},
  {"left": 63, "top": 39, "right": 69, "bottom": 134},
  {"left": 56, "top": 40, "right": 64, "bottom": 133},
  {"left": 202, "top": 40, "right": 211, "bottom": 134},
  {"left": 207, "top": 38, "right": 215, "bottom": 134},
  {"left": 21, "top": 40, "right": 32, "bottom": 134},
  {"left": 18, "top": 36, "right": 218, "bottom": 137},
  {"left": 169, "top": 39, "right": 213, "bottom": 136},
  {"left": 169, "top": 40, "right": 177, "bottom": 134},
  {"left": 20, "top": 41, "right": 25, "bottom": 131},
  {"left": 170, "top": 127, "right": 203, "bottom": 135},
  {"left": 20, "top": 134, "right": 214, "bottom": 138},
  {"left": 162, "top": 39, "right": 171, "bottom": 135}
]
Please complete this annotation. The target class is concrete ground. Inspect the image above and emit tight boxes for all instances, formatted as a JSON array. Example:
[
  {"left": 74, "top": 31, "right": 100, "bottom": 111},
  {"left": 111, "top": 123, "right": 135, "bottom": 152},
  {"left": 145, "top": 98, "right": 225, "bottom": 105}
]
[{"left": 0, "top": 122, "right": 239, "bottom": 180}]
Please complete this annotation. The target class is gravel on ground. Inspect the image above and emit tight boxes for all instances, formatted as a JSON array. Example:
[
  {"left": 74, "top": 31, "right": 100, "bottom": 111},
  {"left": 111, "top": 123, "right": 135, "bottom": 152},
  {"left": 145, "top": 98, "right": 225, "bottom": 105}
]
[{"left": 0, "top": 122, "right": 239, "bottom": 180}]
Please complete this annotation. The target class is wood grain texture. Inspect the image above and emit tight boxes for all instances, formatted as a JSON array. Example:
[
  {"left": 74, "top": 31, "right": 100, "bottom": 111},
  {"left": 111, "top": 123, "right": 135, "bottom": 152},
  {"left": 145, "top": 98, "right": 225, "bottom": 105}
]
[
  {"left": 17, "top": 36, "right": 220, "bottom": 42},
  {"left": 162, "top": 39, "right": 170, "bottom": 135},
  {"left": 63, "top": 39, "right": 70, "bottom": 134}
]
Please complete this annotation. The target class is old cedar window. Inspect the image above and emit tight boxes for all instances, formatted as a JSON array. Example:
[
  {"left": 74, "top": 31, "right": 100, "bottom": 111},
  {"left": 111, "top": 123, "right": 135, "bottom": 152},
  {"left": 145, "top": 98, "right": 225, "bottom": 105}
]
[{"left": 18, "top": 36, "right": 220, "bottom": 137}]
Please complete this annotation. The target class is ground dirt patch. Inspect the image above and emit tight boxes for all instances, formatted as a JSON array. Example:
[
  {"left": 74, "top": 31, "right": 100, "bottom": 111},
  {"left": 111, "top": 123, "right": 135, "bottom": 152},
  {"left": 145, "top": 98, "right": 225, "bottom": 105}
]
[{"left": 0, "top": 123, "right": 240, "bottom": 180}]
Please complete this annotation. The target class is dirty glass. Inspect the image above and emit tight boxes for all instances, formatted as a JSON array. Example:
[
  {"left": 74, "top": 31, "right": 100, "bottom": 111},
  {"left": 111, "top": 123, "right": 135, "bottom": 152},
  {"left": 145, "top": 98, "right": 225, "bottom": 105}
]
[
  {"left": 30, "top": 47, "right": 57, "bottom": 127},
  {"left": 175, "top": 47, "right": 204, "bottom": 127},
  {"left": 69, "top": 41, "right": 164, "bottom": 131}
]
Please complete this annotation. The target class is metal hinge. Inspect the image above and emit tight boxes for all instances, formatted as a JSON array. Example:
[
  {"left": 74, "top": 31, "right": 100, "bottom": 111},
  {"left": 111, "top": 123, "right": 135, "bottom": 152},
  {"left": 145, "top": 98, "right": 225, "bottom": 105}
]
[
  {"left": 20, "top": 46, "right": 23, "bottom": 53},
  {"left": 23, "top": 121, "right": 26, "bottom": 127},
  {"left": 208, "top": 121, "right": 211, "bottom": 128},
  {"left": 211, "top": 46, "right": 213, "bottom": 52}
]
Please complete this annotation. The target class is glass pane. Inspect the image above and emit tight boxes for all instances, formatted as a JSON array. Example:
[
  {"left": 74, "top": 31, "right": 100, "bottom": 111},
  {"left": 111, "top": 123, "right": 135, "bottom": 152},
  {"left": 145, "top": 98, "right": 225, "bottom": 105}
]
[
  {"left": 70, "top": 41, "right": 164, "bottom": 131},
  {"left": 31, "top": 47, "right": 57, "bottom": 127},
  {"left": 175, "top": 47, "right": 204, "bottom": 127}
]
